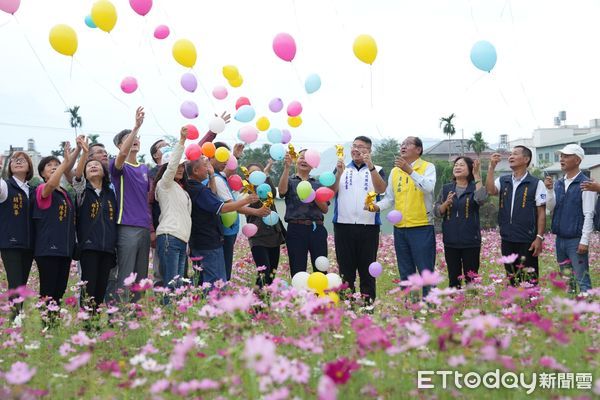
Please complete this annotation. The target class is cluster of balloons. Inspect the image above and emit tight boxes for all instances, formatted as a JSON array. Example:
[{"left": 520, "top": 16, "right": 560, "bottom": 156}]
[
  {"left": 470, "top": 40, "right": 497, "bottom": 73},
  {"left": 222, "top": 65, "right": 243, "bottom": 88},
  {"left": 291, "top": 271, "right": 341, "bottom": 304},
  {"left": 296, "top": 180, "right": 334, "bottom": 204},
  {"left": 286, "top": 101, "right": 303, "bottom": 128}
]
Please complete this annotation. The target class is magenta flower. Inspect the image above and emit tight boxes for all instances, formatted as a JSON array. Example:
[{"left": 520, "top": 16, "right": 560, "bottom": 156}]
[
  {"left": 64, "top": 352, "right": 92, "bottom": 372},
  {"left": 4, "top": 361, "right": 36, "bottom": 385},
  {"left": 324, "top": 357, "right": 360, "bottom": 384}
]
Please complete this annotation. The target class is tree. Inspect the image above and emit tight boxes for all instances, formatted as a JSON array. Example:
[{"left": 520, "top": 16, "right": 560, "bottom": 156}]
[
  {"left": 238, "top": 144, "right": 285, "bottom": 186},
  {"left": 439, "top": 113, "right": 456, "bottom": 160},
  {"left": 137, "top": 154, "right": 147, "bottom": 164},
  {"left": 89, "top": 134, "right": 100, "bottom": 145},
  {"left": 51, "top": 142, "right": 65, "bottom": 157},
  {"left": 371, "top": 138, "right": 400, "bottom": 173},
  {"left": 467, "top": 131, "right": 488, "bottom": 159},
  {"left": 66, "top": 106, "right": 82, "bottom": 134}
]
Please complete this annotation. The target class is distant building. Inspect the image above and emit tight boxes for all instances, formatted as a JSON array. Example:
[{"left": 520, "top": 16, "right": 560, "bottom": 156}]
[
  {"left": 2, "top": 138, "right": 43, "bottom": 178},
  {"left": 543, "top": 154, "right": 600, "bottom": 181}
]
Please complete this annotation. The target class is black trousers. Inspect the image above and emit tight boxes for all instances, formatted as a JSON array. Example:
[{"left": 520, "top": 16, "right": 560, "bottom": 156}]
[
  {"left": 444, "top": 246, "right": 480, "bottom": 288},
  {"left": 1, "top": 249, "right": 33, "bottom": 290},
  {"left": 334, "top": 224, "right": 379, "bottom": 301},
  {"left": 501, "top": 240, "right": 539, "bottom": 286},
  {"left": 286, "top": 223, "right": 328, "bottom": 277},
  {"left": 80, "top": 250, "right": 116, "bottom": 308},
  {"left": 251, "top": 245, "right": 281, "bottom": 287},
  {"left": 36, "top": 256, "right": 71, "bottom": 304},
  {"left": 223, "top": 234, "right": 237, "bottom": 281}
]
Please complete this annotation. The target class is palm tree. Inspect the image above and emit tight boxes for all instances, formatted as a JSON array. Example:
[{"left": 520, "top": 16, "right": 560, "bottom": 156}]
[
  {"left": 66, "top": 106, "right": 82, "bottom": 134},
  {"left": 89, "top": 134, "right": 100, "bottom": 145},
  {"left": 467, "top": 131, "right": 488, "bottom": 159},
  {"left": 439, "top": 113, "right": 456, "bottom": 159}
]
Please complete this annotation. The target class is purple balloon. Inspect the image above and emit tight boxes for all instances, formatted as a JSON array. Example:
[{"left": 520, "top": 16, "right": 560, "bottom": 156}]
[
  {"left": 301, "top": 190, "right": 316, "bottom": 203},
  {"left": 269, "top": 98, "right": 283, "bottom": 113},
  {"left": 387, "top": 210, "right": 403, "bottom": 224},
  {"left": 180, "top": 73, "right": 197, "bottom": 93},
  {"left": 180, "top": 101, "right": 199, "bottom": 119},
  {"left": 368, "top": 262, "right": 382, "bottom": 278},
  {"left": 281, "top": 129, "right": 292, "bottom": 144}
]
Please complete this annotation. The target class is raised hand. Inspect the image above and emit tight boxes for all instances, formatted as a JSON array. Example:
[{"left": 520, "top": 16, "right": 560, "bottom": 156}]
[
  {"left": 283, "top": 152, "right": 292, "bottom": 169},
  {"left": 77, "top": 135, "right": 89, "bottom": 153},
  {"left": 362, "top": 151, "right": 374, "bottom": 169},
  {"left": 581, "top": 180, "right": 600, "bottom": 192},
  {"left": 216, "top": 111, "right": 231, "bottom": 125},
  {"left": 180, "top": 126, "right": 188, "bottom": 143},
  {"left": 264, "top": 159, "right": 274, "bottom": 175},
  {"left": 489, "top": 153, "right": 501, "bottom": 169},
  {"left": 444, "top": 191, "right": 455, "bottom": 206},
  {"left": 62, "top": 141, "right": 72, "bottom": 163},
  {"left": 544, "top": 176, "right": 554, "bottom": 190},
  {"left": 233, "top": 143, "right": 245, "bottom": 159},
  {"left": 473, "top": 159, "right": 481, "bottom": 178},
  {"left": 134, "top": 106, "right": 145, "bottom": 130}
]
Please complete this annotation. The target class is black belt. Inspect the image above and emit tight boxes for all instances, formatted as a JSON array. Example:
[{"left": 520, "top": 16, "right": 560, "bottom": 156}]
[{"left": 288, "top": 219, "right": 324, "bottom": 225}]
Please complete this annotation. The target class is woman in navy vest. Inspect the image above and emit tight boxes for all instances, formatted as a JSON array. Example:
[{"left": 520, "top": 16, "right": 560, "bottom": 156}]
[
  {"left": 76, "top": 159, "right": 117, "bottom": 308},
  {"left": 0, "top": 151, "right": 35, "bottom": 316},
  {"left": 34, "top": 144, "right": 77, "bottom": 305},
  {"left": 435, "top": 157, "right": 487, "bottom": 288}
]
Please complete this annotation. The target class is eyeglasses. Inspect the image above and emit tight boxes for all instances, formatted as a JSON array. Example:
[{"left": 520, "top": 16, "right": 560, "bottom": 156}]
[
  {"left": 351, "top": 144, "right": 370, "bottom": 150},
  {"left": 401, "top": 141, "right": 415, "bottom": 147},
  {"left": 11, "top": 157, "right": 27, "bottom": 165}
]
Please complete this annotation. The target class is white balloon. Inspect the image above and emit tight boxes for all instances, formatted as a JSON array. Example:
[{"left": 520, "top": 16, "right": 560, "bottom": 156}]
[
  {"left": 291, "top": 271, "right": 310, "bottom": 290},
  {"left": 326, "top": 273, "right": 342, "bottom": 289},
  {"left": 315, "top": 256, "right": 330, "bottom": 272},
  {"left": 209, "top": 117, "right": 226, "bottom": 134}
]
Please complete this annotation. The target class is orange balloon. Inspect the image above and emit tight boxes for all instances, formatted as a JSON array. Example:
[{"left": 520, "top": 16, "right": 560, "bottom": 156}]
[{"left": 201, "top": 142, "right": 216, "bottom": 158}]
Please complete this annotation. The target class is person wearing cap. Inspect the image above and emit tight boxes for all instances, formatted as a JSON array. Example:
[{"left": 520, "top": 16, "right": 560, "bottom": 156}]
[
  {"left": 486, "top": 146, "right": 547, "bottom": 286},
  {"left": 544, "top": 144, "right": 595, "bottom": 293}
]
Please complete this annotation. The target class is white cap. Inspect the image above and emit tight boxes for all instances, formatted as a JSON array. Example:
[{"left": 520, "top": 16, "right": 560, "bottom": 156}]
[{"left": 556, "top": 143, "right": 585, "bottom": 161}]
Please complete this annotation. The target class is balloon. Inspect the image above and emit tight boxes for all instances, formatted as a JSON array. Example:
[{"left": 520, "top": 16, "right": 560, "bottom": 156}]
[
  {"left": 229, "top": 75, "right": 243, "bottom": 87},
  {"left": 234, "top": 105, "right": 255, "bottom": 123},
  {"left": 304, "top": 149, "right": 320, "bottom": 168},
  {"left": 301, "top": 190, "right": 316, "bottom": 203},
  {"left": 291, "top": 271, "right": 310, "bottom": 290},
  {"left": 288, "top": 116, "right": 302, "bottom": 128},
  {"left": 327, "top": 292, "right": 340, "bottom": 305},
  {"left": 267, "top": 128, "right": 282, "bottom": 144},
  {"left": 281, "top": 129, "right": 292, "bottom": 144},
  {"left": 214, "top": 147, "right": 230, "bottom": 163},
  {"left": 222, "top": 65, "right": 240, "bottom": 81},
  {"left": 315, "top": 256, "right": 330, "bottom": 272},
  {"left": 201, "top": 142, "right": 216, "bottom": 158},
  {"left": 85, "top": 15, "right": 97, "bottom": 29},
  {"left": 221, "top": 211, "right": 238, "bottom": 228},
  {"left": 91, "top": 0, "right": 118, "bottom": 33},
  {"left": 209, "top": 117, "right": 226, "bottom": 134},
  {"left": 154, "top": 25, "right": 169, "bottom": 39},
  {"left": 227, "top": 175, "right": 243, "bottom": 191},
  {"left": 296, "top": 181, "right": 313, "bottom": 200},
  {"left": 238, "top": 126, "right": 259, "bottom": 144},
  {"left": 470, "top": 40, "right": 497, "bottom": 73},
  {"left": 269, "top": 98, "right": 283, "bottom": 113},
  {"left": 318, "top": 172, "right": 336, "bottom": 187},
  {"left": 212, "top": 86, "right": 228, "bottom": 100},
  {"left": 225, "top": 155, "right": 238, "bottom": 170},
  {"left": 368, "top": 262, "right": 382, "bottom": 278},
  {"left": 386, "top": 210, "right": 403, "bottom": 224},
  {"left": 49, "top": 25, "right": 78, "bottom": 57},
  {"left": 249, "top": 171, "right": 267, "bottom": 186},
  {"left": 0, "top": 0, "right": 20, "bottom": 14},
  {"left": 185, "top": 124, "right": 199, "bottom": 140},
  {"left": 353, "top": 34, "right": 378, "bottom": 64},
  {"left": 180, "top": 72, "right": 197, "bottom": 92},
  {"left": 326, "top": 273, "right": 342, "bottom": 289},
  {"left": 235, "top": 97, "right": 251, "bottom": 110},
  {"left": 172, "top": 39, "right": 197, "bottom": 68},
  {"left": 315, "top": 187, "right": 334, "bottom": 203},
  {"left": 287, "top": 101, "right": 303, "bottom": 117},
  {"left": 180, "top": 101, "right": 198, "bottom": 119},
  {"left": 262, "top": 211, "right": 279, "bottom": 226},
  {"left": 120, "top": 76, "right": 138, "bottom": 94},
  {"left": 256, "top": 183, "right": 272, "bottom": 200},
  {"left": 185, "top": 144, "right": 202, "bottom": 161},
  {"left": 305, "top": 73, "right": 321, "bottom": 94},
  {"left": 256, "top": 116, "right": 270, "bottom": 132},
  {"left": 272, "top": 32, "right": 296, "bottom": 62},
  {"left": 307, "top": 272, "right": 327, "bottom": 293},
  {"left": 129, "top": 0, "right": 152, "bottom": 16},
  {"left": 242, "top": 223, "right": 258, "bottom": 238},
  {"left": 269, "top": 143, "right": 285, "bottom": 161}
]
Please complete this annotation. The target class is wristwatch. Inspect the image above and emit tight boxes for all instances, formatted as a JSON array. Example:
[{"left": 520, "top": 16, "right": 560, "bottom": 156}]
[
  {"left": 536, "top": 234, "right": 544, "bottom": 241},
  {"left": 369, "top": 166, "right": 376, "bottom": 172}
]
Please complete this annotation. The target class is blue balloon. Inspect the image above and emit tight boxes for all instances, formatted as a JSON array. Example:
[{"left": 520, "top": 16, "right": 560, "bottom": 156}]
[
  {"left": 249, "top": 170, "right": 266, "bottom": 186},
  {"left": 263, "top": 211, "right": 279, "bottom": 226},
  {"left": 267, "top": 128, "right": 283, "bottom": 144},
  {"left": 85, "top": 15, "right": 97, "bottom": 29},
  {"left": 257, "top": 183, "right": 272, "bottom": 199},
  {"left": 305, "top": 73, "right": 321, "bottom": 94},
  {"left": 235, "top": 105, "right": 256, "bottom": 123},
  {"left": 269, "top": 143, "right": 285, "bottom": 161},
  {"left": 318, "top": 171, "right": 336, "bottom": 187},
  {"left": 470, "top": 40, "right": 497, "bottom": 73}
]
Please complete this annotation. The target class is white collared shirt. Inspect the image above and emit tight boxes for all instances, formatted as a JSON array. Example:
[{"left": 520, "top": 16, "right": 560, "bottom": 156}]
[
  {"left": 0, "top": 176, "right": 30, "bottom": 203},
  {"left": 334, "top": 162, "right": 384, "bottom": 224}
]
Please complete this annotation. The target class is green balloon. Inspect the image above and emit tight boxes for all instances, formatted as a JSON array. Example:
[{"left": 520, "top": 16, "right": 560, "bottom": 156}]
[
  {"left": 221, "top": 211, "right": 238, "bottom": 228},
  {"left": 296, "top": 181, "right": 313, "bottom": 200}
]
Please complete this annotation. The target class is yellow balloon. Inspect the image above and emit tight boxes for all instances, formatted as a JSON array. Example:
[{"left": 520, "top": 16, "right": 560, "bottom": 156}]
[
  {"left": 228, "top": 75, "right": 243, "bottom": 88},
  {"left": 288, "top": 116, "right": 302, "bottom": 128},
  {"left": 307, "top": 272, "right": 328, "bottom": 293},
  {"left": 91, "top": 0, "right": 117, "bottom": 33},
  {"left": 222, "top": 65, "right": 240, "bottom": 80},
  {"left": 327, "top": 292, "right": 340, "bottom": 305},
  {"left": 353, "top": 34, "right": 377, "bottom": 65},
  {"left": 256, "top": 116, "right": 270, "bottom": 131},
  {"left": 172, "top": 39, "right": 197, "bottom": 68},
  {"left": 215, "top": 147, "right": 230, "bottom": 163},
  {"left": 49, "top": 24, "right": 78, "bottom": 57}
]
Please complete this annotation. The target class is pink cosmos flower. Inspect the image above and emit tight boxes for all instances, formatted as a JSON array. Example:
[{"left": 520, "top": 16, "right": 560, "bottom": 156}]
[
  {"left": 150, "top": 379, "right": 170, "bottom": 394},
  {"left": 123, "top": 272, "right": 137, "bottom": 287},
  {"left": 317, "top": 375, "right": 338, "bottom": 400},
  {"left": 447, "top": 355, "right": 466, "bottom": 367},
  {"left": 243, "top": 334, "right": 276, "bottom": 375},
  {"left": 324, "top": 357, "right": 360, "bottom": 384},
  {"left": 65, "top": 352, "right": 92, "bottom": 372},
  {"left": 4, "top": 361, "right": 36, "bottom": 385},
  {"left": 71, "top": 331, "right": 95, "bottom": 346},
  {"left": 539, "top": 356, "right": 569, "bottom": 372},
  {"left": 264, "top": 387, "right": 290, "bottom": 400},
  {"left": 497, "top": 253, "right": 519, "bottom": 264}
]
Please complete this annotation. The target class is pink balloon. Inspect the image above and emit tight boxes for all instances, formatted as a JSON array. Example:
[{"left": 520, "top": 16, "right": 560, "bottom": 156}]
[
  {"left": 185, "top": 144, "right": 202, "bottom": 161},
  {"left": 387, "top": 210, "right": 403, "bottom": 224},
  {"left": 120, "top": 76, "right": 138, "bottom": 94},
  {"left": 272, "top": 32, "right": 296, "bottom": 62},
  {"left": 129, "top": 0, "right": 152, "bottom": 16},
  {"left": 315, "top": 187, "right": 334, "bottom": 202},
  {"left": 0, "top": 0, "right": 20, "bottom": 14},
  {"left": 301, "top": 190, "right": 316, "bottom": 203},
  {"left": 304, "top": 149, "right": 320, "bottom": 168},
  {"left": 242, "top": 223, "right": 258, "bottom": 238},
  {"left": 228, "top": 175, "right": 243, "bottom": 191},
  {"left": 225, "top": 155, "right": 238, "bottom": 170},
  {"left": 153, "top": 25, "right": 170, "bottom": 40},
  {"left": 281, "top": 129, "right": 292, "bottom": 144},
  {"left": 180, "top": 101, "right": 199, "bottom": 119},
  {"left": 287, "top": 101, "right": 302, "bottom": 117},
  {"left": 212, "top": 86, "right": 228, "bottom": 100},
  {"left": 180, "top": 73, "right": 197, "bottom": 93},
  {"left": 238, "top": 126, "right": 259, "bottom": 144},
  {"left": 269, "top": 98, "right": 283, "bottom": 113}
]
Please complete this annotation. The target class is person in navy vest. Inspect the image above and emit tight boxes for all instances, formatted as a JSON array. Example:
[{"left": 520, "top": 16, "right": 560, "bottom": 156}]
[
  {"left": 34, "top": 142, "right": 79, "bottom": 306},
  {"left": 486, "top": 146, "right": 547, "bottom": 286},
  {"left": 0, "top": 151, "right": 35, "bottom": 317},
  {"left": 76, "top": 158, "right": 118, "bottom": 308},
  {"left": 544, "top": 144, "right": 595, "bottom": 293},
  {"left": 435, "top": 157, "right": 487, "bottom": 288}
]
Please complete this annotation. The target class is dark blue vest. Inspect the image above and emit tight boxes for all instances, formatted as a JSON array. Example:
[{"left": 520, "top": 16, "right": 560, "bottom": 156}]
[
  {"left": 440, "top": 182, "right": 481, "bottom": 248},
  {"left": 498, "top": 174, "right": 540, "bottom": 243},
  {"left": 33, "top": 187, "right": 76, "bottom": 257},
  {"left": 76, "top": 183, "right": 118, "bottom": 254},
  {"left": 551, "top": 173, "right": 588, "bottom": 239},
  {"left": 595, "top": 196, "right": 600, "bottom": 231},
  {"left": 0, "top": 178, "right": 34, "bottom": 250}
]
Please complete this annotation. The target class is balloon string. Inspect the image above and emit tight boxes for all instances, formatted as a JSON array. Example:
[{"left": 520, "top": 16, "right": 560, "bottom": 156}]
[
  {"left": 73, "top": 59, "right": 130, "bottom": 110},
  {"left": 147, "top": 36, "right": 182, "bottom": 102},
  {"left": 137, "top": 86, "right": 170, "bottom": 135},
  {"left": 193, "top": 67, "right": 217, "bottom": 114},
  {"left": 468, "top": 0, "right": 480, "bottom": 34},
  {"left": 495, "top": 79, "right": 521, "bottom": 129}
]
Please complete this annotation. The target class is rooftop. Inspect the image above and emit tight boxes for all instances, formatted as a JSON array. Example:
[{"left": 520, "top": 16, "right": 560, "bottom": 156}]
[{"left": 542, "top": 154, "right": 600, "bottom": 173}]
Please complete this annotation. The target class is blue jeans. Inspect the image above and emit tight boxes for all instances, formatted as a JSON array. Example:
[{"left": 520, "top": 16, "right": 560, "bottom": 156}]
[
  {"left": 556, "top": 236, "right": 592, "bottom": 292},
  {"left": 191, "top": 247, "right": 227, "bottom": 286},
  {"left": 223, "top": 234, "right": 237, "bottom": 281},
  {"left": 156, "top": 234, "right": 187, "bottom": 289},
  {"left": 393, "top": 225, "right": 436, "bottom": 297}
]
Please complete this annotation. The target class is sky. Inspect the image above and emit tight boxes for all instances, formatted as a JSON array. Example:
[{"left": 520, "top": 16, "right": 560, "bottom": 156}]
[{"left": 1, "top": 0, "right": 600, "bottom": 157}]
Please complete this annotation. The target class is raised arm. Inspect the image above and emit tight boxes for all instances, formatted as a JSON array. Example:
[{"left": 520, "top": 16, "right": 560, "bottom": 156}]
[
  {"left": 277, "top": 153, "right": 292, "bottom": 197},
  {"left": 42, "top": 142, "right": 73, "bottom": 198},
  {"left": 64, "top": 135, "right": 84, "bottom": 184},
  {"left": 330, "top": 159, "right": 345, "bottom": 194},
  {"left": 198, "top": 112, "right": 231, "bottom": 145},
  {"left": 74, "top": 136, "right": 89, "bottom": 180},
  {"left": 221, "top": 193, "right": 259, "bottom": 213},
  {"left": 159, "top": 127, "right": 186, "bottom": 190},
  {"left": 115, "top": 107, "right": 145, "bottom": 171},
  {"left": 486, "top": 153, "right": 501, "bottom": 195}
]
